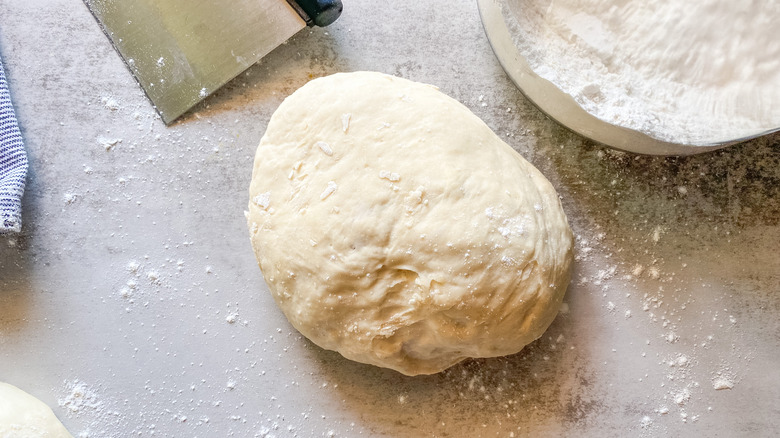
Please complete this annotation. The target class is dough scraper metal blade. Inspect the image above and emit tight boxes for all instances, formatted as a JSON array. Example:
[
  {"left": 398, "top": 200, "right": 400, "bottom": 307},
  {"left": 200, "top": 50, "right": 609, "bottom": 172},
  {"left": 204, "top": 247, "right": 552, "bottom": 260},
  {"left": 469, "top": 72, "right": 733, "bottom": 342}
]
[{"left": 83, "top": 0, "right": 342, "bottom": 124}]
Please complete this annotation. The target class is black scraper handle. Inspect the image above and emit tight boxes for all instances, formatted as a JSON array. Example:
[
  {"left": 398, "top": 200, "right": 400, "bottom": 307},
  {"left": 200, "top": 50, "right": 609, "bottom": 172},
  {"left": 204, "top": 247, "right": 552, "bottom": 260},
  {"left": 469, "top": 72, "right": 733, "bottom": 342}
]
[{"left": 290, "top": 0, "right": 343, "bottom": 27}]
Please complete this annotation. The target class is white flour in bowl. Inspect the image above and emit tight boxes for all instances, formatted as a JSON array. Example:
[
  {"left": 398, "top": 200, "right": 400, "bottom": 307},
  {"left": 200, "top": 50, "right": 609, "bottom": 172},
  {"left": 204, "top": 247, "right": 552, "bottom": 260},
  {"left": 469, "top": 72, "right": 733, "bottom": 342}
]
[{"left": 508, "top": 0, "right": 780, "bottom": 145}]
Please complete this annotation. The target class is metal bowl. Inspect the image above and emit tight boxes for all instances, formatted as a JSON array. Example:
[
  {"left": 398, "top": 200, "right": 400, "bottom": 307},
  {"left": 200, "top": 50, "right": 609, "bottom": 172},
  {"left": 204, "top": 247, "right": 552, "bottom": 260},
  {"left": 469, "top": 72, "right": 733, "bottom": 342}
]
[{"left": 477, "top": 0, "right": 780, "bottom": 156}]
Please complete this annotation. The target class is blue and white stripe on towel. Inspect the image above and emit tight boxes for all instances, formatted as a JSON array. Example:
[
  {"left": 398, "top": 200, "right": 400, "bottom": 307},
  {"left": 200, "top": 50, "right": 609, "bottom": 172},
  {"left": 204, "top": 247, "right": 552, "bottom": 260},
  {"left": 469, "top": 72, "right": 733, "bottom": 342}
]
[{"left": 0, "top": 57, "right": 28, "bottom": 234}]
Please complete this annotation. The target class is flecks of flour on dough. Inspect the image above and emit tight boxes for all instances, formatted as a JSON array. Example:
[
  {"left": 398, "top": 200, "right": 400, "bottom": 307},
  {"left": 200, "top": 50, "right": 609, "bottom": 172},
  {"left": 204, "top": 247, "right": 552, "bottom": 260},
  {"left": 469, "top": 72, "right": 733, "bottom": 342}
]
[
  {"left": 253, "top": 192, "right": 271, "bottom": 210},
  {"left": 398, "top": 93, "right": 412, "bottom": 102},
  {"left": 379, "top": 170, "right": 401, "bottom": 182},
  {"left": 404, "top": 186, "right": 426, "bottom": 212},
  {"left": 316, "top": 141, "right": 333, "bottom": 156},
  {"left": 341, "top": 113, "right": 351, "bottom": 133},
  {"left": 288, "top": 161, "right": 304, "bottom": 180},
  {"left": 320, "top": 181, "right": 338, "bottom": 200},
  {"left": 496, "top": 216, "right": 527, "bottom": 239}
]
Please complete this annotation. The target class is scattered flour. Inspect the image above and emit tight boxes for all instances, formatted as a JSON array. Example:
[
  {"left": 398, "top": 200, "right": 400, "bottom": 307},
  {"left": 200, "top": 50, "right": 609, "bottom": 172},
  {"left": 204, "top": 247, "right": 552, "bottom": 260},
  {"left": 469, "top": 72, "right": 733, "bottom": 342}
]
[
  {"left": 673, "top": 387, "right": 691, "bottom": 406},
  {"left": 59, "top": 380, "right": 127, "bottom": 437},
  {"left": 63, "top": 193, "right": 79, "bottom": 204},
  {"left": 711, "top": 368, "right": 737, "bottom": 390},
  {"left": 101, "top": 96, "right": 120, "bottom": 111},
  {"left": 126, "top": 260, "right": 140, "bottom": 273},
  {"left": 97, "top": 136, "right": 122, "bottom": 151},
  {"left": 711, "top": 376, "right": 734, "bottom": 391},
  {"left": 59, "top": 380, "right": 102, "bottom": 414},
  {"left": 146, "top": 271, "right": 160, "bottom": 284}
]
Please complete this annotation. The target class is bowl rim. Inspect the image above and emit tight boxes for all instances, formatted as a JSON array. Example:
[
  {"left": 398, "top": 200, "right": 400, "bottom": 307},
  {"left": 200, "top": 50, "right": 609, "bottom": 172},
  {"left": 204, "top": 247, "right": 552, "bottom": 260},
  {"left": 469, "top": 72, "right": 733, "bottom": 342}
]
[{"left": 476, "top": 0, "right": 779, "bottom": 156}]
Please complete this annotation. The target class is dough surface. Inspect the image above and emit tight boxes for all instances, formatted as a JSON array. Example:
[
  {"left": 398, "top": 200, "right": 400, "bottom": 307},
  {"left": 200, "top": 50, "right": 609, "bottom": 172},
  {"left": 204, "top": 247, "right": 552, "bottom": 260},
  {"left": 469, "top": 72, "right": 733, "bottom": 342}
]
[
  {"left": 0, "top": 382, "right": 73, "bottom": 438},
  {"left": 248, "top": 72, "right": 574, "bottom": 375}
]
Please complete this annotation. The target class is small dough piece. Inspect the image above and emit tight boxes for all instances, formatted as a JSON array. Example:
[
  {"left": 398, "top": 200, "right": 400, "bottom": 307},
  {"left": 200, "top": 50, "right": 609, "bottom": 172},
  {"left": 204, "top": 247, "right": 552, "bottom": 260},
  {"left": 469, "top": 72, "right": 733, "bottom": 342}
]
[
  {"left": 248, "top": 72, "right": 574, "bottom": 375},
  {"left": 0, "top": 382, "right": 73, "bottom": 437}
]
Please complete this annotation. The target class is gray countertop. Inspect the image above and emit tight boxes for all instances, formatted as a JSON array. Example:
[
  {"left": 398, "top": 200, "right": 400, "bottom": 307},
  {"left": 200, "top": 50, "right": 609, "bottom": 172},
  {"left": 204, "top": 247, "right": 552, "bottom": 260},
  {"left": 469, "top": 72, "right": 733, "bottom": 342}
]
[{"left": 1, "top": 0, "right": 778, "bottom": 436}]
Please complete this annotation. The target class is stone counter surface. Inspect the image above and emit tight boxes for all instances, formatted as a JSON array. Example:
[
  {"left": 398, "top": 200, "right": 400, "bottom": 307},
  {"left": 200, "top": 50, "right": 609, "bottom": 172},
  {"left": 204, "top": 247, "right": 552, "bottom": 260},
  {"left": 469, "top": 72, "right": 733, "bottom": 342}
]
[{"left": 0, "top": 0, "right": 778, "bottom": 436}]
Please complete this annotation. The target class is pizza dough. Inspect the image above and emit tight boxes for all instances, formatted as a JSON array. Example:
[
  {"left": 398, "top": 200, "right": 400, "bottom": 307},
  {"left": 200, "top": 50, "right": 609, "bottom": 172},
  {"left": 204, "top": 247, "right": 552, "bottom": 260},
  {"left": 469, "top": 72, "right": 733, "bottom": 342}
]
[
  {"left": 0, "top": 382, "right": 73, "bottom": 438},
  {"left": 247, "top": 72, "right": 574, "bottom": 375}
]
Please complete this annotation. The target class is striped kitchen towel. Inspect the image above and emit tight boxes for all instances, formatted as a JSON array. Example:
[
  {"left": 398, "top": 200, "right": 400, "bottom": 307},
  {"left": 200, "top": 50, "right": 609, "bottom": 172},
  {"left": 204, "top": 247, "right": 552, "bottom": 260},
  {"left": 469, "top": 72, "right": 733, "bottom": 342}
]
[{"left": 0, "top": 56, "right": 27, "bottom": 234}]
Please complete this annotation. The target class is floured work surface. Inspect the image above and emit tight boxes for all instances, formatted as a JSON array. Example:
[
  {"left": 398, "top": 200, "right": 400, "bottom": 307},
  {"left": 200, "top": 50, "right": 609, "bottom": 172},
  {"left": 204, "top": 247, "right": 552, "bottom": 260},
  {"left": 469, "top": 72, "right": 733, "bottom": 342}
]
[{"left": 0, "top": 0, "right": 778, "bottom": 436}]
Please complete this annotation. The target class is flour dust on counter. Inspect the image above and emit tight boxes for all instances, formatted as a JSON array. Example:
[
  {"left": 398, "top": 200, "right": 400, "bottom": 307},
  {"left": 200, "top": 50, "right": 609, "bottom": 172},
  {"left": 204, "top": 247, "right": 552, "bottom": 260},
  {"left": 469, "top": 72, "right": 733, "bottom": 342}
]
[
  {"left": 527, "top": 134, "right": 780, "bottom": 434},
  {"left": 97, "top": 136, "right": 122, "bottom": 152},
  {"left": 60, "top": 380, "right": 102, "bottom": 415},
  {"left": 2, "top": 0, "right": 777, "bottom": 435},
  {"left": 40, "top": 82, "right": 323, "bottom": 437},
  {"left": 56, "top": 380, "right": 128, "bottom": 438},
  {"left": 101, "top": 95, "right": 121, "bottom": 112},
  {"left": 563, "top": 219, "right": 756, "bottom": 431}
]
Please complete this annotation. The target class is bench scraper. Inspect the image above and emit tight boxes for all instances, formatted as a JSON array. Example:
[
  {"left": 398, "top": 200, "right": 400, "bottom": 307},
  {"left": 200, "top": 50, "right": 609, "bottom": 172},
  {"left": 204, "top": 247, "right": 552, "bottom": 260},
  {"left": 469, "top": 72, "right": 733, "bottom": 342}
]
[{"left": 83, "top": 0, "right": 343, "bottom": 124}]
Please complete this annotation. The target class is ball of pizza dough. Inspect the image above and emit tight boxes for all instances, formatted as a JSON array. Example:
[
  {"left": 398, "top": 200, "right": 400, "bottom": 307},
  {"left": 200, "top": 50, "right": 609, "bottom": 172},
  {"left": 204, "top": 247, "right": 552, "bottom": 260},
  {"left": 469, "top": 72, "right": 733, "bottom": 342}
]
[
  {"left": 0, "top": 382, "right": 73, "bottom": 437},
  {"left": 247, "top": 72, "right": 573, "bottom": 376}
]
